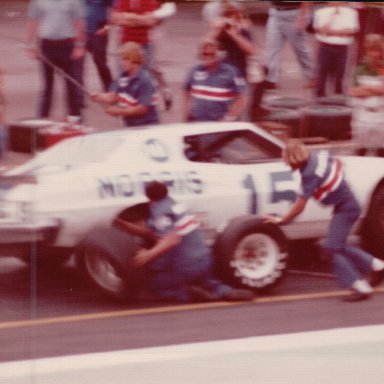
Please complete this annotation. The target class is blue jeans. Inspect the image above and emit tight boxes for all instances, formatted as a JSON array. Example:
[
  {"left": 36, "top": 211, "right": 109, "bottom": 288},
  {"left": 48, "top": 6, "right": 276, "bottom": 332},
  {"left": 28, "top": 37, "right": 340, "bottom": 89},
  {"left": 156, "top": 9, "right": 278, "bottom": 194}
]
[
  {"left": 324, "top": 197, "right": 373, "bottom": 288},
  {"left": 149, "top": 250, "right": 231, "bottom": 302},
  {"left": 39, "top": 39, "right": 81, "bottom": 118},
  {"left": 265, "top": 8, "right": 314, "bottom": 83}
]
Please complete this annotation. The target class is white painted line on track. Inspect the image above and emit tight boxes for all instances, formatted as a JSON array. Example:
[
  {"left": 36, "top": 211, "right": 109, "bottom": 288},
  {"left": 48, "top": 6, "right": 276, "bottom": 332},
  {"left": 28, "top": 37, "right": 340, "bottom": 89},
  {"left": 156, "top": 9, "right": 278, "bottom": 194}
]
[{"left": 1, "top": 324, "right": 384, "bottom": 380}]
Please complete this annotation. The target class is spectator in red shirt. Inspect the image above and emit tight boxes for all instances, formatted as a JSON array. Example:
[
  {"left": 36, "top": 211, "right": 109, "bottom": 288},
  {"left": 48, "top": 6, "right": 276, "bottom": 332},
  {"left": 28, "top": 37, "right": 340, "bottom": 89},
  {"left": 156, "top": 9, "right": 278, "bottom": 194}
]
[{"left": 110, "top": 0, "right": 176, "bottom": 110}]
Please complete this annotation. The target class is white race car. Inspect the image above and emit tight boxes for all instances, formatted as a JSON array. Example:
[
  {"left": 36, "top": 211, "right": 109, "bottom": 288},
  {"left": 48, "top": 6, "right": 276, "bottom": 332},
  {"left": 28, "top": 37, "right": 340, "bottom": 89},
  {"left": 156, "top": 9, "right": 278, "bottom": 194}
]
[{"left": 1, "top": 122, "right": 383, "bottom": 300}]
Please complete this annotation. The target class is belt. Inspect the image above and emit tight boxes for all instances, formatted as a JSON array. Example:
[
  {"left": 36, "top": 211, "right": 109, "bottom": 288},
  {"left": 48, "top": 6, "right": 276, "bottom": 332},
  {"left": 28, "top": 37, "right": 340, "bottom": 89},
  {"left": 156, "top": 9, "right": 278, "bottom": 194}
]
[{"left": 41, "top": 38, "right": 74, "bottom": 45}]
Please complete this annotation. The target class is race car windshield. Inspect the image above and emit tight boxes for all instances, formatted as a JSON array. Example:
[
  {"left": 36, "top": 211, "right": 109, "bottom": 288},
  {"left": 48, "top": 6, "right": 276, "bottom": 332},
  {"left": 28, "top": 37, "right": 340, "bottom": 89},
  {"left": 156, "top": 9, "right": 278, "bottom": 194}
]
[{"left": 184, "top": 130, "right": 282, "bottom": 164}]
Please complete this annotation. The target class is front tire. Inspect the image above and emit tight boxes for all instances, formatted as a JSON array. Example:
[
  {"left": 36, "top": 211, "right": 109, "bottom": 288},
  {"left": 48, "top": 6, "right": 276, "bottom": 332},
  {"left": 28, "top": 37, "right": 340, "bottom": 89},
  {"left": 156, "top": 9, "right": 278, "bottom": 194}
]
[
  {"left": 214, "top": 216, "right": 289, "bottom": 292},
  {"left": 362, "top": 186, "right": 384, "bottom": 259}
]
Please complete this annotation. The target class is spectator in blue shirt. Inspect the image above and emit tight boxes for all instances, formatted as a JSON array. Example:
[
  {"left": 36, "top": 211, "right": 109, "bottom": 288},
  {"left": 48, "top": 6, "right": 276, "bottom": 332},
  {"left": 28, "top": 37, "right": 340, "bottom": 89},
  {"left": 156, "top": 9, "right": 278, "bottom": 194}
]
[{"left": 183, "top": 39, "right": 246, "bottom": 122}]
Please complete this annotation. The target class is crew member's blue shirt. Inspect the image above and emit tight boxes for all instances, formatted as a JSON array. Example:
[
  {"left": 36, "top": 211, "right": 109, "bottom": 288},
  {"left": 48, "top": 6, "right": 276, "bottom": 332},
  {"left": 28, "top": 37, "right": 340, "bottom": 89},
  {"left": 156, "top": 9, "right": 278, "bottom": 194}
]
[
  {"left": 184, "top": 62, "right": 246, "bottom": 122},
  {"left": 147, "top": 196, "right": 210, "bottom": 272},
  {"left": 299, "top": 150, "right": 355, "bottom": 206},
  {"left": 110, "top": 68, "right": 159, "bottom": 127}
]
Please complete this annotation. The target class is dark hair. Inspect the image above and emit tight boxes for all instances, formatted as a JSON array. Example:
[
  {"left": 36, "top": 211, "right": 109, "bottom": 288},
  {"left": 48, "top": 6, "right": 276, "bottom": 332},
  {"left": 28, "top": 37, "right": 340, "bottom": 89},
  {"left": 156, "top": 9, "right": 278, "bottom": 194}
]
[{"left": 145, "top": 181, "right": 168, "bottom": 201}]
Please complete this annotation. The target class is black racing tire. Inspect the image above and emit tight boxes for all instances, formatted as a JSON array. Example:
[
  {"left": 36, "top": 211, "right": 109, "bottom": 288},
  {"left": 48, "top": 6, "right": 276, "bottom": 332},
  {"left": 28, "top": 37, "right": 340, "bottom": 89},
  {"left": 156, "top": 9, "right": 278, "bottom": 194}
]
[
  {"left": 264, "top": 96, "right": 311, "bottom": 110},
  {"left": 7, "top": 119, "right": 56, "bottom": 153},
  {"left": 254, "top": 108, "right": 302, "bottom": 138},
  {"left": 361, "top": 185, "right": 384, "bottom": 259},
  {"left": 214, "top": 216, "right": 289, "bottom": 292},
  {"left": 76, "top": 226, "right": 148, "bottom": 301},
  {"left": 301, "top": 105, "right": 352, "bottom": 141}
]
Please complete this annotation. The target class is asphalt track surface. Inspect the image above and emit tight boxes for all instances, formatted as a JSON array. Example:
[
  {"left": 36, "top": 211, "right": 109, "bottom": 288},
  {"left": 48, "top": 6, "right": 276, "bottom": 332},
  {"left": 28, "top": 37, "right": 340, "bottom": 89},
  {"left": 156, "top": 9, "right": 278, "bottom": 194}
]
[{"left": 2, "top": 324, "right": 384, "bottom": 384}]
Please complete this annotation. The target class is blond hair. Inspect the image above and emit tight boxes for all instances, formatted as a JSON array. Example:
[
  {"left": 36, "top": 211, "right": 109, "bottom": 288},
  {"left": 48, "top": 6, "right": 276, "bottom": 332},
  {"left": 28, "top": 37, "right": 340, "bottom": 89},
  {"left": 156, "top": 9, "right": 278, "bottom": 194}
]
[
  {"left": 282, "top": 140, "right": 310, "bottom": 168},
  {"left": 119, "top": 42, "right": 144, "bottom": 65}
]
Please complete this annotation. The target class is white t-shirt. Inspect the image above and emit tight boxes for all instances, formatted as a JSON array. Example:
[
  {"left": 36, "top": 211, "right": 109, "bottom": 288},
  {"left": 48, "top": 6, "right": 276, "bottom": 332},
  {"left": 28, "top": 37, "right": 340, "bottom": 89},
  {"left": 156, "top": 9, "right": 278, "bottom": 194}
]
[{"left": 314, "top": 5, "right": 359, "bottom": 46}]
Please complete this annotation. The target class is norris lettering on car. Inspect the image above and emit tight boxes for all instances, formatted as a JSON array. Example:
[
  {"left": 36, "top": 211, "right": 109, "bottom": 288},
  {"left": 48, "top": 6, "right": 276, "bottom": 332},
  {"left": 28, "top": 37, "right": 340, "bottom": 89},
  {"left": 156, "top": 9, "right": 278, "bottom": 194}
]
[{"left": 97, "top": 171, "right": 204, "bottom": 198}]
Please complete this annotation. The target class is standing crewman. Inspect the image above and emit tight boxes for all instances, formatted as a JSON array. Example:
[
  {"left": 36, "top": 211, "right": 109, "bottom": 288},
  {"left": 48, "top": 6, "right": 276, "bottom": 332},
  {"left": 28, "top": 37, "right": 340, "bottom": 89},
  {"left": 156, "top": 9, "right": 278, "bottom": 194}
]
[
  {"left": 91, "top": 42, "right": 159, "bottom": 128},
  {"left": 26, "top": 0, "right": 86, "bottom": 123},
  {"left": 263, "top": 140, "right": 384, "bottom": 302},
  {"left": 110, "top": 0, "right": 176, "bottom": 110},
  {"left": 183, "top": 39, "right": 246, "bottom": 123}
]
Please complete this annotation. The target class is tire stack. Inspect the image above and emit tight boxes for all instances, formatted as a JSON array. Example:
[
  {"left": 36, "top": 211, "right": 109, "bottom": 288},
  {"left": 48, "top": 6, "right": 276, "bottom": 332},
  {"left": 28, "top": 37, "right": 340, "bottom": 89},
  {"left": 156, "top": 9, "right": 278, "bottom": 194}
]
[
  {"left": 255, "top": 96, "right": 309, "bottom": 138},
  {"left": 300, "top": 105, "right": 352, "bottom": 141},
  {"left": 253, "top": 95, "right": 353, "bottom": 142}
]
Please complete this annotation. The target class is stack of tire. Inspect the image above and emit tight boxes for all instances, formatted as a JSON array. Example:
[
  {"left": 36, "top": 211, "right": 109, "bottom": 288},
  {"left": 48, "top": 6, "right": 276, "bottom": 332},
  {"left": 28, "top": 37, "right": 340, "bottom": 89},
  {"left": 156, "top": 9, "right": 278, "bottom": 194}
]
[
  {"left": 253, "top": 96, "right": 352, "bottom": 141},
  {"left": 300, "top": 104, "right": 352, "bottom": 141}
]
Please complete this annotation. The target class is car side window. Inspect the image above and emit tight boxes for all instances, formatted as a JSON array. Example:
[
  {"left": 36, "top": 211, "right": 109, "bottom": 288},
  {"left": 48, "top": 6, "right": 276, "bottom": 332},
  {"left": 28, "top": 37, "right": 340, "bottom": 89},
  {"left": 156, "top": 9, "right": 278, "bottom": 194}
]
[{"left": 184, "top": 130, "right": 281, "bottom": 164}]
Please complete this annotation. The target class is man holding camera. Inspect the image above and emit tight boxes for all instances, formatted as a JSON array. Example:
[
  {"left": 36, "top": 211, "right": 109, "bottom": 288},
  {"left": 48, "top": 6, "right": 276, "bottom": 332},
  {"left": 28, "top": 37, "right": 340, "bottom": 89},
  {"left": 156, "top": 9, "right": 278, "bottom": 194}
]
[{"left": 207, "top": 1, "right": 255, "bottom": 77}]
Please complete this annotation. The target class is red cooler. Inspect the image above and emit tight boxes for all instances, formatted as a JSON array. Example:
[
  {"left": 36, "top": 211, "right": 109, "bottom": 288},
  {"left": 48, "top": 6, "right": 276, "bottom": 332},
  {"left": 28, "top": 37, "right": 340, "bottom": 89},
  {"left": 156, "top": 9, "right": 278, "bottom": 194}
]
[{"left": 37, "top": 123, "right": 94, "bottom": 149}]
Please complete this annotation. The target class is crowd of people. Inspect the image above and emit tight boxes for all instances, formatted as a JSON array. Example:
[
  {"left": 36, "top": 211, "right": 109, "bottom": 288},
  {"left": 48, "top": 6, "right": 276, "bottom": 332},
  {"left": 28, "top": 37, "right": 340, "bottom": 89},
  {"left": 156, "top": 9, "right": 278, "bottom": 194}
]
[{"left": 11, "top": 1, "right": 383, "bottom": 155}]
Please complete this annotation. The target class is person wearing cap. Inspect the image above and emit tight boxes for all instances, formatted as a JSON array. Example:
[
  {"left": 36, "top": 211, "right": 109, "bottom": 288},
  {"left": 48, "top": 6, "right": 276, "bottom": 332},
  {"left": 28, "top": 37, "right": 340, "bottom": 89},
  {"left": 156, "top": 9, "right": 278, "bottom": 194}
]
[
  {"left": 115, "top": 181, "right": 254, "bottom": 303},
  {"left": 183, "top": 39, "right": 246, "bottom": 123},
  {"left": 263, "top": 140, "right": 384, "bottom": 302},
  {"left": 91, "top": 41, "right": 159, "bottom": 127}
]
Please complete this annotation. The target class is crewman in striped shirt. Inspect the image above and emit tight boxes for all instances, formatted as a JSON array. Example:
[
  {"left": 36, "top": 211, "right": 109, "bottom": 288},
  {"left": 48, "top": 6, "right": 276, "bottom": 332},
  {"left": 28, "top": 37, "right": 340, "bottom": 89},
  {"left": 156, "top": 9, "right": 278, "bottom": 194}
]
[
  {"left": 264, "top": 140, "right": 384, "bottom": 302},
  {"left": 183, "top": 39, "right": 246, "bottom": 123},
  {"left": 91, "top": 41, "right": 159, "bottom": 127},
  {"left": 126, "top": 181, "right": 254, "bottom": 303}
]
